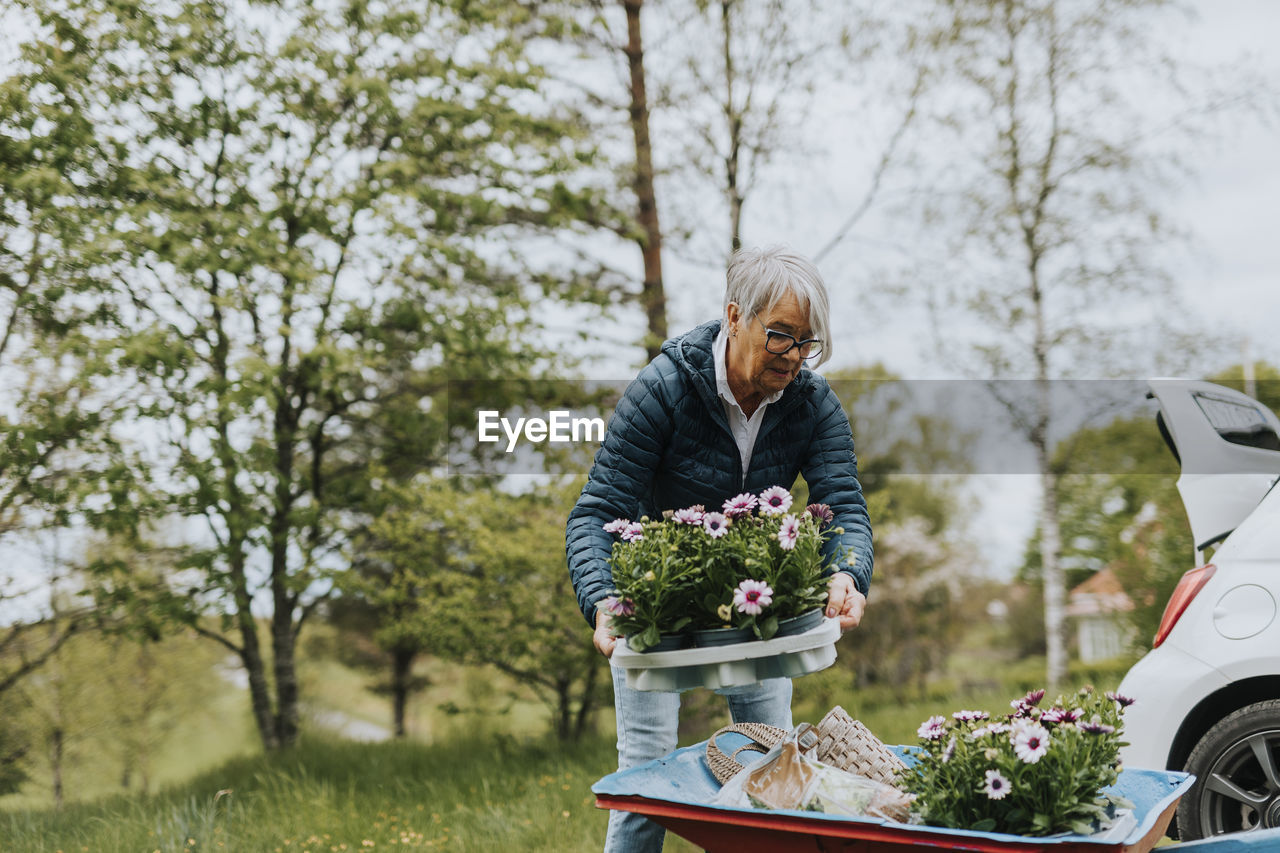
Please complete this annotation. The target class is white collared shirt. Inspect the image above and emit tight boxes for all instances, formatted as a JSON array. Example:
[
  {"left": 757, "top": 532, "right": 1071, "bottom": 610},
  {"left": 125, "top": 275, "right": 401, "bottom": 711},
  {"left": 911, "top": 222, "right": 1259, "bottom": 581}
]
[{"left": 713, "top": 324, "right": 785, "bottom": 480}]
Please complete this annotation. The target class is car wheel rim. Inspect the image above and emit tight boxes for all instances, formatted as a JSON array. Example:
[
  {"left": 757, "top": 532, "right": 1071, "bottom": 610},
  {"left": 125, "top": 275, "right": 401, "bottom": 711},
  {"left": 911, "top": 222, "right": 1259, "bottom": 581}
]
[{"left": 1199, "top": 728, "right": 1280, "bottom": 834}]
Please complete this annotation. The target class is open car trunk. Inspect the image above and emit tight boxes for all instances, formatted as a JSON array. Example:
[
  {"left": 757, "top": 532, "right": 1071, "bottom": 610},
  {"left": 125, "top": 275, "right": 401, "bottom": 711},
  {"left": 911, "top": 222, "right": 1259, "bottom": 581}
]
[{"left": 1147, "top": 380, "right": 1280, "bottom": 552}]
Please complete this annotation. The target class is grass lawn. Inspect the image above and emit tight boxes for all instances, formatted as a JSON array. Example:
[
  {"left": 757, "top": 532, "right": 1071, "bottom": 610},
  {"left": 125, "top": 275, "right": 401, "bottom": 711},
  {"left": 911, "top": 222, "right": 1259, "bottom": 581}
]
[{"left": 1, "top": 735, "right": 622, "bottom": 853}]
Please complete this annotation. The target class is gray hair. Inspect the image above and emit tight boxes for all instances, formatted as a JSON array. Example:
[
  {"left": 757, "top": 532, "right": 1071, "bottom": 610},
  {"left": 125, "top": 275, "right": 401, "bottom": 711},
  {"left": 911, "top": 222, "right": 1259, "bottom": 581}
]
[{"left": 724, "top": 245, "right": 832, "bottom": 367}]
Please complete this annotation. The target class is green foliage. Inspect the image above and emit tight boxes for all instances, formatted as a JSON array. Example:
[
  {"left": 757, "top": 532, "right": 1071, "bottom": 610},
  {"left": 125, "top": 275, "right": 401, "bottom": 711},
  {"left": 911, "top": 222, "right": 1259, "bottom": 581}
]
[
  {"left": 900, "top": 688, "right": 1131, "bottom": 837},
  {"left": 827, "top": 367, "right": 974, "bottom": 533},
  {"left": 1020, "top": 363, "right": 1280, "bottom": 651},
  {"left": 4, "top": 0, "right": 606, "bottom": 748},
  {"left": 353, "top": 479, "right": 609, "bottom": 742},
  {"left": 0, "top": 694, "right": 30, "bottom": 796},
  {"left": 820, "top": 366, "right": 978, "bottom": 695},
  {"left": 2, "top": 623, "right": 235, "bottom": 804},
  {"left": 1022, "top": 413, "right": 1190, "bottom": 647}
]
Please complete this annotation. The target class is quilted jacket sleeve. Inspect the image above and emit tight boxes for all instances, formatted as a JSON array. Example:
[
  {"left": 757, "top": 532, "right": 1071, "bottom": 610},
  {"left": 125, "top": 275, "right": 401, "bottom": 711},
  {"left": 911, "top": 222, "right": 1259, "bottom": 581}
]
[
  {"left": 802, "top": 380, "right": 874, "bottom": 596},
  {"left": 566, "top": 358, "right": 677, "bottom": 625}
]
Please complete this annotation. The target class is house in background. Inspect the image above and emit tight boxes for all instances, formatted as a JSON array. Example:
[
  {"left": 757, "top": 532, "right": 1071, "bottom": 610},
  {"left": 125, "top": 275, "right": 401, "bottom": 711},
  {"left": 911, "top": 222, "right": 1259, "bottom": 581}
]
[{"left": 1066, "top": 567, "right": 1136, "bottom": 662}]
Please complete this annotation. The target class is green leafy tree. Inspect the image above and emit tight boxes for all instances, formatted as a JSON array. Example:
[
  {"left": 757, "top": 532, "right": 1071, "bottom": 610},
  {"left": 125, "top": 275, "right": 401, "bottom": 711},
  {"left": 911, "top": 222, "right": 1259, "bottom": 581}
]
[
  {"left": 354, "top": 479, "right": 609, "bottom": 742},
  {"left": 8, "top": 0, "right": 602, "bottom": 750}
]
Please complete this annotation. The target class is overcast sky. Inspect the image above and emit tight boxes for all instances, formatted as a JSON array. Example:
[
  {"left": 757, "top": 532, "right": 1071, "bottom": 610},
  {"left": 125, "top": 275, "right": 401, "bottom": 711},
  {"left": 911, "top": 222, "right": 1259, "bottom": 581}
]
[
  {"left": 3, "top": 1, "right": 1277, "bottom": 599},
  {"left": 580, "top": 1, "right": 1280, "bottom": 578}
]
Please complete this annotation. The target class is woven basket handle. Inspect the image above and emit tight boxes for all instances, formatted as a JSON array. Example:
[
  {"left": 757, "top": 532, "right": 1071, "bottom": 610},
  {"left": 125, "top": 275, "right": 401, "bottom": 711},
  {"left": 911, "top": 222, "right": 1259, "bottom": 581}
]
[{"left": 704, "top": 722, "right": 788, "bottom": 786}]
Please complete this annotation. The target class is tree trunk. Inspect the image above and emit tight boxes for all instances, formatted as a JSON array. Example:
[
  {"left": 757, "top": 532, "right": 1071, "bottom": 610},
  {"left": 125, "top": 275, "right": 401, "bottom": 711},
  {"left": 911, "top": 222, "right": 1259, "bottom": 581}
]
[
  {"left": 1039, "top": 462, "right": 1067, "bottom": 690},
  {"left": 554, "top": 676, "right": 572, "bottom": 742},
  {"left": 572, "top": 660, "right": 600, "bottom": 741},
  {"left": 391, "top": 646, "right": 414, "bottom": 739},
  {"left": 269, "top": 349, "right": 301, "bottom": 749},
  {"left": 271, "top": 604, "right": 300, "bottom": 748},
  {"left": 719, "top": 0, "right": 744, "bottom": 253},
  {"left": 50, "top": 726, "right": 63, "bottom": 809},
  {"left": 269, "top": 505, "right": 300, "bottom": 748},
  {"left": 233, "top": 563, "right": 280, "bottom": 751},
  {"left": 622, "top": 0, "right": 667, "bottom": 360}
]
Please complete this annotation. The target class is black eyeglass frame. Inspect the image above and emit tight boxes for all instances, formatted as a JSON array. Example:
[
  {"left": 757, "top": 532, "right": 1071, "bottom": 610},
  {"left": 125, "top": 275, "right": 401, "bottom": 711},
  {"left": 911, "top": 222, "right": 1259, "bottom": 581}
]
[{"left": 753, "top": 314, "right": 823, "bottom": 360}]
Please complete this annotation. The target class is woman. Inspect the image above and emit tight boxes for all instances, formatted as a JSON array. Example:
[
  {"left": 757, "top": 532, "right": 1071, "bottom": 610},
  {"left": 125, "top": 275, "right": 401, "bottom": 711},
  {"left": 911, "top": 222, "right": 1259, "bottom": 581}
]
[{"left": 566, "top": 245, "right": 873, "bottom": 853}]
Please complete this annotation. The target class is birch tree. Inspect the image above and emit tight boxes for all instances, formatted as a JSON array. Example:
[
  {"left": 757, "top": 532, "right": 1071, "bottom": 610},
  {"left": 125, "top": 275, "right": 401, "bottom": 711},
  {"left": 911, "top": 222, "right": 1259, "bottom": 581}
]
[{"left": 910, "top": 0, "right": 1226, "bottom": 688}]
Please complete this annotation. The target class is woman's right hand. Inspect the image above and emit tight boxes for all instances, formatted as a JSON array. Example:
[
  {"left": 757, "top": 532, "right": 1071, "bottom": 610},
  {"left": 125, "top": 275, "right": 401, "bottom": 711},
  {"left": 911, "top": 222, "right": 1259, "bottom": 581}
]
[{"left": 594, "top": 610, "right": 617, "bottom": 659}]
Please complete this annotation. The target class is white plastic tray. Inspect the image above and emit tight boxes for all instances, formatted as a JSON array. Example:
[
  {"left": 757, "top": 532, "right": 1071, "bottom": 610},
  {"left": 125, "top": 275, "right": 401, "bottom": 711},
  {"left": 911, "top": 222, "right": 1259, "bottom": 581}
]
[{"left": 612, "top": 618, "right": 841, "bottom": 692}]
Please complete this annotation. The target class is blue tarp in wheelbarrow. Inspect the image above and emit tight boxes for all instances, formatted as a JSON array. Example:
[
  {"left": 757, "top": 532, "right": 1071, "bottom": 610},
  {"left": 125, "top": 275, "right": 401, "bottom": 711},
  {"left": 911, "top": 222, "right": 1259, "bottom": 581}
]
[{"left": 592, "top": 734, "right": 1210, "bottom": 852}]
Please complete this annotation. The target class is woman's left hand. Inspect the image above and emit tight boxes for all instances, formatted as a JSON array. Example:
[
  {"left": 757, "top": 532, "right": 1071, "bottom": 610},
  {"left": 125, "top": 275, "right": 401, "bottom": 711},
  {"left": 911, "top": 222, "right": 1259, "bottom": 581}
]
[{"left": 826, "top": 572, "right": 866, "bottom": 633}]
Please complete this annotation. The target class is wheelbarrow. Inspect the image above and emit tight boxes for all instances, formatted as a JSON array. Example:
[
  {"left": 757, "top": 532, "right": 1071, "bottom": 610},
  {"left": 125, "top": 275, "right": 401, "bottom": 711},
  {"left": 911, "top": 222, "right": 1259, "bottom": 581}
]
[{"left": 593, "top": 733, "right": 1199, "bottom": 853}]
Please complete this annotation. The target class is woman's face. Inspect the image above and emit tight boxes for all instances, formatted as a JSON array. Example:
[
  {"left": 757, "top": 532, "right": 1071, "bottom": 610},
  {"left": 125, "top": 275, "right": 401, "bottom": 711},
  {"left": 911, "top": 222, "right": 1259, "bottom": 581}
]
[{"left": 725, "top": 290, "right": 811, "bottom": 404}]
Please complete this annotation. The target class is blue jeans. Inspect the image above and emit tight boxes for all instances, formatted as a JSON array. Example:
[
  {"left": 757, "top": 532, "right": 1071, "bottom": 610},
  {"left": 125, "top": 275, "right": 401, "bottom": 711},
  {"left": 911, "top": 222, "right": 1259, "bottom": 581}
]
[{"left": 603, "top": 666, "right": 793, "bottom": 853}]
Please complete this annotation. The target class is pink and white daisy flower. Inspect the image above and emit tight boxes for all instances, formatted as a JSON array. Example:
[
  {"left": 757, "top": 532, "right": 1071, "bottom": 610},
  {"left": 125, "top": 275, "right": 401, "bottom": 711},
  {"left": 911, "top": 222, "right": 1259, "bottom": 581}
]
[
  {"left": 733, "top": 579, "right": 773, "bottom": 615},
  {"left": 702, "top": 512, "right": 731, "bottom": 538},
  {"left": 603, "top": 596, "right": 635, "bottom": 617},
  {"left": 982, "top": 769, "right": 1011, "bottom": 800},
  {"left": 942, "top": 737, "right": 957, "bottom": 764},
  {"left": 758, "top": 486, "right": 793, "bottom": 516},
  {"left": 1041, "top": 707, "right": 1082, "bottom": 725},
  {"left": 953, "top": 710, "right": 990, "bottom": 723},
  {"left": 603, "top": 518, "right": 630, "bottom": 534},
  {"left": 1011, "top": 688, "right": 1047, "bottom": 717},
  {"left": 1012, "top": 720, "right": 1051, "bottom": 764},
  {"left": 777, "top": 514, "right": 800, "bottom": 550},
  {"left": 620, "top": 522, "right": 645, "bottom": 542},
  {"left": 917, "top": 715, "right": 947, "bottom": 741},
  {"left": 1106, "top": 691, "right": 1136, "bottom": 708},
  {"left": 722, "top": 493, "right": 758, "bottom": 518},
  {"left": 673, "top": 506, "right": 705, "bottom": 525},
  {"left": 1079, "top": 716, "right": 1116, "bottom": 735},
  {"left": 805, "top": 503, "right": 834, "bottom": 526}
]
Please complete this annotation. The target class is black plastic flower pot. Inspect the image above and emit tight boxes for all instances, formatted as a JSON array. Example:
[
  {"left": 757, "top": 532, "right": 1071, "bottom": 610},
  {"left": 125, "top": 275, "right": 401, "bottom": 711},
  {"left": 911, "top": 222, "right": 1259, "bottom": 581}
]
[
  {"left": 776, "top": 608, "right": 824, "bottom": 637},
  {"left": 631, "top": 632, "right": 692, "bottom": 653},
  {"left": 692, "top": 626, "right": 756, "bottom": 647}
]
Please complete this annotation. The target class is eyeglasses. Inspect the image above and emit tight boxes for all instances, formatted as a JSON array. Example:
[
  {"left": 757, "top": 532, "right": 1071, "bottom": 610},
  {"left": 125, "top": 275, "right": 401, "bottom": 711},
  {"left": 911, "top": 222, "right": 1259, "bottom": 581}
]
[{"left": 755, "top": 314, "right": 822, "bottom": 360}]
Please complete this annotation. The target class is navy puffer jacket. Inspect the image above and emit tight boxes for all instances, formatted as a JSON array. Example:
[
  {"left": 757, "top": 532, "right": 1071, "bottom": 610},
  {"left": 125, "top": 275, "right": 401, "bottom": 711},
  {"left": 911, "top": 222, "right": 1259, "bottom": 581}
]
[{"left": 566, "top": 320, "right": 873, "bottom": 625}]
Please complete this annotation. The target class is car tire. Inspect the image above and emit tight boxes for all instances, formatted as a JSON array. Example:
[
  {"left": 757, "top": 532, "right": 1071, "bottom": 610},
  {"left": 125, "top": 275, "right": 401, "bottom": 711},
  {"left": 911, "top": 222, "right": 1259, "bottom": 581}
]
[{"left": 1177, "top": 699, "right": 1280, "bottom": 840}]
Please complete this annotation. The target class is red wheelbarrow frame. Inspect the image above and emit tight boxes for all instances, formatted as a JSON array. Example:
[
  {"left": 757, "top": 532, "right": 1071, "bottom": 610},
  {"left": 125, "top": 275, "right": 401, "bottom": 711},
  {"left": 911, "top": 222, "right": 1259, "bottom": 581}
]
[
  {"left": 592, "top": 740, "right": 1194, "bottom": 853},
  {"left": 594, "top": 792, "right": 1178, "bottom": 853}
]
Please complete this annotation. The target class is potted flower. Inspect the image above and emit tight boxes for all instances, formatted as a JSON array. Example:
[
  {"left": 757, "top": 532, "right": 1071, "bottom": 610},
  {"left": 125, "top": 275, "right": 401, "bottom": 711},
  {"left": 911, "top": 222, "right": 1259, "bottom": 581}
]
[
  {"left": 597, "top": 515, "right": 705, "bottom": 652},
  {"left": 898, "top": 687, "right": 1136, "bottom": 837},
  {"left": 598, "top": 487, "right": 843, "bottom": 652}
]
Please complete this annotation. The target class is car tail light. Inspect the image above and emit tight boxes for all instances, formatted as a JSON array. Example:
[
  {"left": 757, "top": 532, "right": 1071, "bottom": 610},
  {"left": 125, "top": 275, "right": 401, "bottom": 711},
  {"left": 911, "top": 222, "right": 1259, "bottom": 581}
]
[{"left": 1153, "top": 564, "right": 1217, "bottom": 648}]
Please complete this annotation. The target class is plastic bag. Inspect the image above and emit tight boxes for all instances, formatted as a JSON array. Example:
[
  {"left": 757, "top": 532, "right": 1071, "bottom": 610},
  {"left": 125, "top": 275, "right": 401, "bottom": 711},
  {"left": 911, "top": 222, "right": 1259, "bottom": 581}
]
[{"left": 710, "top": 725, "right": 913, "bottom": 821}]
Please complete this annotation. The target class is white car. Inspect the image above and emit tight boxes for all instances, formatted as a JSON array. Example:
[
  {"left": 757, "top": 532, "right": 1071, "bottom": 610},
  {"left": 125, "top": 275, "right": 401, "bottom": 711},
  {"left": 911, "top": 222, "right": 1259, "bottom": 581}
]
[{"left": 1118, "top": 379, "right": 1280, "bottom": 840}]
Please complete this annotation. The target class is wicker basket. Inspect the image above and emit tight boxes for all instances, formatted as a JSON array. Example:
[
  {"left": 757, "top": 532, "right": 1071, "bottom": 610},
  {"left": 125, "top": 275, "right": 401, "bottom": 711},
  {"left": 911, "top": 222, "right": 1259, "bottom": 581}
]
[
  {"left": 705, "top": 705, "right": 907, "bottom": 789},
  {"left": 705, "top": 722, "right": 789, "bottom": 787},
  {"left": 810, "top": 706, "right": 908, "bottom": 788}
]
